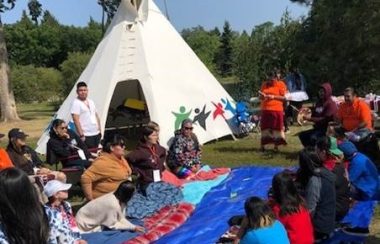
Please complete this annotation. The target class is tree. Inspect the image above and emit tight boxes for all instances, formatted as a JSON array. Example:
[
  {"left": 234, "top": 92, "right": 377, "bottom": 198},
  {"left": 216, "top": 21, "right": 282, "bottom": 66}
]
[
  {"left": 291, "top": 0, "right": 380, "bottom": 94},
  {"left": 27, "top": 0, "right": 42, "bottom": 24},
  {"left": 60, "top": 52, "right": 92, "bottom": 97},
  {"left": 97, "top": 0, "right": 121, "bottom": 35},
  {"left": 216, "top": 21, "right": 234, "bottom": 77},
  {"left": 181, "top": 26, "right": 220, "bottom": 75}
]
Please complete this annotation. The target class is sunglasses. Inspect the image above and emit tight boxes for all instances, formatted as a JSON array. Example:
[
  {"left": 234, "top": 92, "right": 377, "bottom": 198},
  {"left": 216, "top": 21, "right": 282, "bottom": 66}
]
[
  {"left": 113, "top": 143, "right": 126, "bottom": 148},
  {"left": 184, "top": 127, "right": 193, "bottom": 130}
]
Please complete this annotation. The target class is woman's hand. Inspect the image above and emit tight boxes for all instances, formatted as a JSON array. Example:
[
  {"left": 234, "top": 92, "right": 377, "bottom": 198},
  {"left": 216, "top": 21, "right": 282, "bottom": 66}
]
[{"left": 134, "top": 225, "right": 145, "bottom": 233}]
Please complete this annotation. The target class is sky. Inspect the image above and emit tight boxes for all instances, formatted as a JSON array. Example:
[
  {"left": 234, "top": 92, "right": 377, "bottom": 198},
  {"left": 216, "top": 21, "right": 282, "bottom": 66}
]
[{"left": 2, "top": 0, "right": 309, "bottom": 32}]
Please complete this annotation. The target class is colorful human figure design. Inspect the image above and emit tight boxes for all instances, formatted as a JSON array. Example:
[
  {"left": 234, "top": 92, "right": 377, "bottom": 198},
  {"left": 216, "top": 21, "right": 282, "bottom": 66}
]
[
  {"left": 172, "top": 106, "right": 192, "bottom": 130},
  {"left": 211, "top": 102, "right": 226, "bottom": 120},
  {"left": 221, "top": 98, "right": 236, "bottom": 116},
  {"left": 193, "top": 105, "right": 211, "bottom": 130}
]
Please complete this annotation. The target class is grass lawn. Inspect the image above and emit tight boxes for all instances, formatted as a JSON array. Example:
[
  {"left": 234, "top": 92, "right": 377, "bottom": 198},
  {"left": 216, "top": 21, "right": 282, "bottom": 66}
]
[{"left": 0, "top": 102, "right": 379, "bottom": 241}]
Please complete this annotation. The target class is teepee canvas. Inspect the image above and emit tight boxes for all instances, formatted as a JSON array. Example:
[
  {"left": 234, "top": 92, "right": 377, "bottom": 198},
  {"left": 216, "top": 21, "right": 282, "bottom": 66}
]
[{"left": 36, "top": 0, "right": 237, "bottom": 153}]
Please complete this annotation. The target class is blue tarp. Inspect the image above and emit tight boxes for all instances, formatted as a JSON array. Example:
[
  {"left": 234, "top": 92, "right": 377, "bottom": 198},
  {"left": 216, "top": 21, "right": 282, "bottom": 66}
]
[
  {"left": 156, "top": 166, "right": 376, "bottom": 244},
  {"left": 82, "top": 166, "right": 376, "bottom": 244},
  {"left": 155, "top": 166, "right": 283, "bottom": 244},
  {"left": 182, "top": 166, "right": 229, "bottom": 205}
]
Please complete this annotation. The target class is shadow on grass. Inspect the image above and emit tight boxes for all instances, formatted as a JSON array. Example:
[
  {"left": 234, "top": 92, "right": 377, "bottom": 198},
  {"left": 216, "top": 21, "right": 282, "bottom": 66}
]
[{"left": 213, "top": 146, "right": 299, "bottom": 160}]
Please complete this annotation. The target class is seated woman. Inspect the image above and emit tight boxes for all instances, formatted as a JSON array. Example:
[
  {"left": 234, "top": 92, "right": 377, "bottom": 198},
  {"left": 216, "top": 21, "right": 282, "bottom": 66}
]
[
  {"left": 46, "top": 119, "right": 91, "bottom": 169},
  {"left": 7, "top": 128, "right": 66, "bottom": 182},
  {"left": 76, "top": 181, "right": 144, "bottom": 233},
  {"left": 126, "top": 126, "right": 166, "bottom": 193},
  {"left": 81, "top": 135, "right": 132, "bottom": 200},
  {"left": 296, "top": 148, "right": 336, "bottom": 242},
  {"left": 237, "top": 196, "right": 289, "bottom": 244},
  {"left": 270, "top": 171, "right": 314, "bottom": 244},
  {"left": 0, "top": 168, "right": 86, "bottom": 244},
  {"left": 167, "top": 119, "right": 202, "bottom": 179}
]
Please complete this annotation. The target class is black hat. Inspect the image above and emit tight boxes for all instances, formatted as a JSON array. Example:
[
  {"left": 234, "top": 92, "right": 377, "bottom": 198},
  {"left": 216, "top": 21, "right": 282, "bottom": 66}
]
[{"left": 8, "top": 128, "right": 28, "bottom": 139}]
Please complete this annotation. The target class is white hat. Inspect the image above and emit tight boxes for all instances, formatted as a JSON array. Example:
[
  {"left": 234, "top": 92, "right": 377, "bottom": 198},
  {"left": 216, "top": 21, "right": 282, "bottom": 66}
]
[{"left": 44, "top": 180, "right": 72, "bottom": 197}]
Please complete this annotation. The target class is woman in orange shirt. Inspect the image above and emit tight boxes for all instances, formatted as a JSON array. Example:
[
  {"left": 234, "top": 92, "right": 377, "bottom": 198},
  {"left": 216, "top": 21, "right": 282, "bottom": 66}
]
[{"left": 259, "top": 74, "right": 287, "bottom": 151}]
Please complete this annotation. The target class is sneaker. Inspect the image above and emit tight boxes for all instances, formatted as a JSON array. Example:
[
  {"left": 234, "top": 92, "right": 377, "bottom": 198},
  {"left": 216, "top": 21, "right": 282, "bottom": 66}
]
[{"left": 341, "top": 227, "right": 369, "bottom": 237}]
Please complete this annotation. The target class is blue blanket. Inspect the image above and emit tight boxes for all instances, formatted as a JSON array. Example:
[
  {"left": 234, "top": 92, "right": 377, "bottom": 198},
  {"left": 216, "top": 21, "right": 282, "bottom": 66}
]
[
  {"left": 126, "top": 182, "right": 183, "bottom": 219},
  {"left": 182, "top": 166, "right": 229, "bottom": 205},
  {"left": 155, "top": 166, "right": 377, "bottom": 244}
]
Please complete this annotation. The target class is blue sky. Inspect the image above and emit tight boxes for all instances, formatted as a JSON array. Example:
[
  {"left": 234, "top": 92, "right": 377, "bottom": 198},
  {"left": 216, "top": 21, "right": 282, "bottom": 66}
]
[{"left": 2, "top": 0, "right": 309, "bottom": 32}]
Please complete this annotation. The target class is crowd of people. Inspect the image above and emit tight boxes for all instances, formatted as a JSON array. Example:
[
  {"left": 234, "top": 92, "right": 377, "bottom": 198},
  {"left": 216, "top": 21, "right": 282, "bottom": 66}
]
[
  {"left": 0, "top": 81, "right": 206, "bottom": 243},
  {"left": 0, "top": 77, "right": 379, "bottom": 243},
  {"left": 232, "top": 71, "right": 380, "bottom": 243}
]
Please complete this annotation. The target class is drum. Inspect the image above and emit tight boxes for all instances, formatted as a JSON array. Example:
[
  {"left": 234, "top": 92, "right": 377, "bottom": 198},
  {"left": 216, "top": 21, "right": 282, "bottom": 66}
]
[
  {"left": 297, "top": 107, "right": 312, "bottom": 126},
  {"left": 285, "top": 91, "right": 309, "bottom": 102}
]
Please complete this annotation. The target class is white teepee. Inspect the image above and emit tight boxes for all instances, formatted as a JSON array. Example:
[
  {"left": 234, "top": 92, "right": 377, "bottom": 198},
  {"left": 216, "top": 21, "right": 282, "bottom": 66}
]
[{"left": 36, "top": 0, "right": 237, "bottom": 153}]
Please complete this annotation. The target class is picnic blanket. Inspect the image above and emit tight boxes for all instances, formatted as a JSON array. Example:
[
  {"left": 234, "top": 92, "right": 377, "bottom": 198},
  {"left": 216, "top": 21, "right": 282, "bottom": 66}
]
[
  {"left": 124, "top": 203, "right": 195, "bottom": 244},
  {"left": 162, "top": 166, "right": 230, "bottom": 187},
  {"left": 126, "top": 182, "right": 183, "bottom": 219},
  {"left": 155, "top": 166, "right": 377, "bottom": 244}
]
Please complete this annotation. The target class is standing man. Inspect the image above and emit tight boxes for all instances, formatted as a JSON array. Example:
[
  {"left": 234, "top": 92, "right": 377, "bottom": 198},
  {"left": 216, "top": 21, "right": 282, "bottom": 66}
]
[{"left": 71, "top": 81, "right": 101, "bottom": 149}]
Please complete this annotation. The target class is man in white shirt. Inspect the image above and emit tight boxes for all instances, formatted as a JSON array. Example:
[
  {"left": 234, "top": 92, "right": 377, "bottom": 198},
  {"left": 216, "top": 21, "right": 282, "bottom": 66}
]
[{"left": 71, "top": 82, "right": 101, "bottom": 149}]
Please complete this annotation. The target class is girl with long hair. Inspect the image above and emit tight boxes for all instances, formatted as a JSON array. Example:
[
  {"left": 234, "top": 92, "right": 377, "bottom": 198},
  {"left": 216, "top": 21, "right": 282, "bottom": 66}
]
[
  {"left": 270, "top": 170, "right": 314, "bottom": 244},
  {"left": 0, "top": 168, "right": 50, "bottom": 244},
  {"left": 237, "top": 196, "right": 289, "bottom": 244}
]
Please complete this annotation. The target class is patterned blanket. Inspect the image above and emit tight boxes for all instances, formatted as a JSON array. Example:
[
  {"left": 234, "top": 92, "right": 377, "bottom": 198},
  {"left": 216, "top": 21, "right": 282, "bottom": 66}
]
[
  {"left": 126, "top": 182, "right": 183, "bottom": 219},
  {"left": 124, "top": 203, "right": 195, "bottom": 244}
]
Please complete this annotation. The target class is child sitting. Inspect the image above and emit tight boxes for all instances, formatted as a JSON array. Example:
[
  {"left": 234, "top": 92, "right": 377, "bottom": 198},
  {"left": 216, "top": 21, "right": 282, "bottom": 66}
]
[
  {"left": 236, "top": 196, "right": 289, "bottom": 244},
  {"left": 270, "top": 170, "right": 314, "bottom": 244}
]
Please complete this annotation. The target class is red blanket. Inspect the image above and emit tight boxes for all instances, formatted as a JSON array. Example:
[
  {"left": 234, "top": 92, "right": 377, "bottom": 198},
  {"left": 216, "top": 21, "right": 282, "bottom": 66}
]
[
  {"left": 124, "top": 203, "right": 195, "bottom": 244},
  {"left": 162, "top": 168, "right": 230, "bottom": 187}
]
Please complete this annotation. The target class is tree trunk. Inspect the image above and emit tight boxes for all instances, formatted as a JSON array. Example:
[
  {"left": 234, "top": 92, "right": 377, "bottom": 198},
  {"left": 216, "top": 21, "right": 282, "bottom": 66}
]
[{"left": 0, "top": 24, "right": 20, "bottom": 122}]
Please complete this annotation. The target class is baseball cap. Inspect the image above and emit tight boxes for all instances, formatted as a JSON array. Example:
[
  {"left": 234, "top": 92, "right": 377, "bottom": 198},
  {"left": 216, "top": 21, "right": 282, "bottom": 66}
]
[
  {"left": 44, "top": 180, "right": 72, "bottom": 197},
  {"left": 329, "top": 136, "right": 343, "bottom": 156},
  {"left": 8, "top": 128, "right": 28, "bottom": 139}
]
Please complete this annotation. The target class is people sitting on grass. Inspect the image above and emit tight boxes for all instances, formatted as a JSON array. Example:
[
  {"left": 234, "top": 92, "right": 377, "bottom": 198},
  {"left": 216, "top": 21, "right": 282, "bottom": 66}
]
[
  {"left": 296, "top": 148, "right": 336, "bottom": 242},
  {"left": 338, "top": 140, "right": 380, "bottom": 201},
  {"left": 76, "top": 180, "right": 144, "bottom": 233},
  {"left": 47, "top": 119, "right": 92, "bottom": 169},
  {"left": 167, "top": 119, "right": 202, "bottom": 179},
  {"left": 236, "top": 196, "right": 290, "bottom": 244},
  {"left": 126, "top": 126, "right": 166, "bottom": 193},
  {"left": 298, "top": 82, "right": 337, "bottom": 147},
  {"left": 81, "top": 134, "right": 132, "bottom": 201},
  {"left": 269, "top": 170, "right": 314, "bottom": 244},
  {"left": 44, "top": 180, "right": 86, "bottom": 243},
  {"left": 315, "top": 136, "right": 350, "bottom": 222},
  {"left": 6, "top": 128, "right": 66, "bottom": 182},
  {"left": 259, "top": 72, "right": 287, "bottom": 152}
]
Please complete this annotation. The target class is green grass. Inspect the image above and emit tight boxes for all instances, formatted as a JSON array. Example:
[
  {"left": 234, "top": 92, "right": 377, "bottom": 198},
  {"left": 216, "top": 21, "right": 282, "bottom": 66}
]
[{"left": 0, "top": 102, "right": 379, "bottom": 240}]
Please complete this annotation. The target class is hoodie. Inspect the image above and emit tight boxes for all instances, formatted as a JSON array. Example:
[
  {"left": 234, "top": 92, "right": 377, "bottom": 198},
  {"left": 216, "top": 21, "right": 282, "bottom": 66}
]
[
  {"left": 306, "top": 167, "right": 336, "bottom": 235},
  {"left": 311, "top": 83, "right": 337, "bottom": 131}
]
